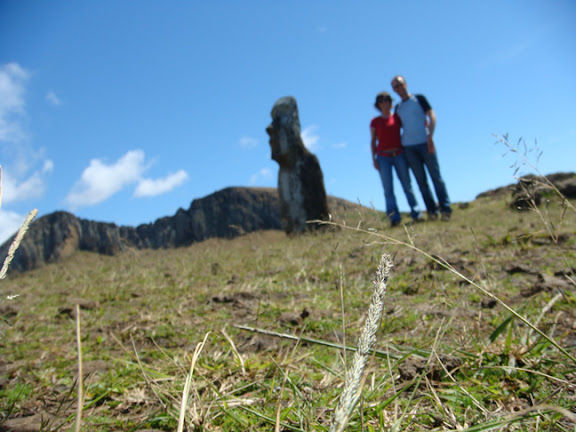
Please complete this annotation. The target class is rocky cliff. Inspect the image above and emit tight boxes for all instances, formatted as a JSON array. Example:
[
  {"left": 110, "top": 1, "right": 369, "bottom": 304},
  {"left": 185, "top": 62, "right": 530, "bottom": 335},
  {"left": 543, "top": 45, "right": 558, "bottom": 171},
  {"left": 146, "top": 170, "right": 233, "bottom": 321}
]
[
  {"left": 1, "top": 187, "right": 358, "bottom": 273},
  {"left": 476, "top": 172, "right": 576, "bottom": 201},
  {"left": 1, "top": 187, "right": 284, "bottom": 273}
]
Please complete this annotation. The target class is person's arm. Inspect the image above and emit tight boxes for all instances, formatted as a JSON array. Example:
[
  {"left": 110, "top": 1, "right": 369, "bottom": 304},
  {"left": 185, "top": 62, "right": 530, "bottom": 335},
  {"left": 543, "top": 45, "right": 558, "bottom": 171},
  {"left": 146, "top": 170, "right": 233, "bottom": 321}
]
[
  {"left": 370, "top": 127, "right": 379, "bottom": 170},
  {"left": 426, "top": 108, "right": 436, "bottom": 153}
]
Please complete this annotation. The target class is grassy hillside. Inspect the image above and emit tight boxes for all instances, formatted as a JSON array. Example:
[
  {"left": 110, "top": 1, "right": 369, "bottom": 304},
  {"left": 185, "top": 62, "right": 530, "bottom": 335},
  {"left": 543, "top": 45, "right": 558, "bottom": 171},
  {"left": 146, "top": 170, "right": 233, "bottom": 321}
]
[{"left": 1, "top": 187, "right": 575, "bottom": 431}]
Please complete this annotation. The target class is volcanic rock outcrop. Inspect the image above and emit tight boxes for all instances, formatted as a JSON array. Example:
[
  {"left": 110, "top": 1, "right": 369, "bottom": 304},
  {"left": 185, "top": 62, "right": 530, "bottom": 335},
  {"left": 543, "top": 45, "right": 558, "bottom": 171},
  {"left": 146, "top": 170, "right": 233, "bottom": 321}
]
[
  {"left": 1, "top": 187, "right": 361, "bottom": 273},
  {"left": 1, "top": 187, "right": 281, "bottom": 272},
  {"left": 476, "top": 172, "right": 576, "bottom": 205}
]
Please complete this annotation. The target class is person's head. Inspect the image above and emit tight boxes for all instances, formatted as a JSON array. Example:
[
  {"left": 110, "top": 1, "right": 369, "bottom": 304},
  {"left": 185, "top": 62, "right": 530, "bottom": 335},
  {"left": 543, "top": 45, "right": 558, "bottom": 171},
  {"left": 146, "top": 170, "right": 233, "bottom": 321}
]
[
  {"left": 391, "top": 75, "right": 408, "bottom": 99},
  {"left": 374, "top": 91, "right": 393, "bottom": 112}
]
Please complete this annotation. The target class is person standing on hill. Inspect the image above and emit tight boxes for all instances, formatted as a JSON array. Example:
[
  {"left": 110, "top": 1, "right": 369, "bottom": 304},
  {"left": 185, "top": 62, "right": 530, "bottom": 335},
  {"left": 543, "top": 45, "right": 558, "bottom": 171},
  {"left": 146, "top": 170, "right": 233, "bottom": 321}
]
[
  {"left": 371, "top": 91, "right": 422, "bottom": 227},
  {"left": 391, "top": 75, "right": 452, "bottom": 221}
]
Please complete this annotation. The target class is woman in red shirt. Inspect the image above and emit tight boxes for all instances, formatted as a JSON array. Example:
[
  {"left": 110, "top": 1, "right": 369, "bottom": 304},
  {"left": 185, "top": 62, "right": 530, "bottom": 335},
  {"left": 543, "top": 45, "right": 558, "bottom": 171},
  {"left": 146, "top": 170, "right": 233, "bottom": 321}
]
[{"left": 370, "top": 91, "right": 422, "bottom": 226}]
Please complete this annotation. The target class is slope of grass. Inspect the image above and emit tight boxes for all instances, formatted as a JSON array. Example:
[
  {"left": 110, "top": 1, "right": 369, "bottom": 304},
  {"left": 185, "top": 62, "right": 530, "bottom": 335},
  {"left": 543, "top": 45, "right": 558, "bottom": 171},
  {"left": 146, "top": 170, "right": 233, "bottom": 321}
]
[{"left": 1, "top": 191, "right": 575, "bottom": 431}]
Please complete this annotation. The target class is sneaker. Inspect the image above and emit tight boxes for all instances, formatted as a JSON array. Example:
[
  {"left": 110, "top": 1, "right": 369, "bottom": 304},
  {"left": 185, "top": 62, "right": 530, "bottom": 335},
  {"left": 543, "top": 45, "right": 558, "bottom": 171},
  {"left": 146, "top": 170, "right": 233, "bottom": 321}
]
[
  {"left": 441, "top": 212, "right": 451, "bottom": 221},
  {"left": 427, "top": 212, "right": 438, "bottom": 221},
  {"left": 390, "top": 219, "right": 401, "bottom": 228}
]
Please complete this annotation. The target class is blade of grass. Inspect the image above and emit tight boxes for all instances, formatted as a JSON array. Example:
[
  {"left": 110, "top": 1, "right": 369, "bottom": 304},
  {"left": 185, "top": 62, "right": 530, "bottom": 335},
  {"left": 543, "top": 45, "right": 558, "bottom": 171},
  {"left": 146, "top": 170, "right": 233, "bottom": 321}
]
[
  {"left": 338, "top": 264, "right": 347, "bottom": 373},
  {"left": 130, "top": 335, "right": 172, "bottom": 417},
  {"left": 177, "top": 331, "right": 211, "bottom": 432},
  {"left": 74, "top": 304, "right": 84, "bottom": 432},
  {"left": 234, "top": 325, "right": 403, "bottom": 360},
  {"left": 221, "top": 327, "right": 246, "bottom": 376},
  {"left": 237, "top": 405, "right": 309, "bottom": 432}
]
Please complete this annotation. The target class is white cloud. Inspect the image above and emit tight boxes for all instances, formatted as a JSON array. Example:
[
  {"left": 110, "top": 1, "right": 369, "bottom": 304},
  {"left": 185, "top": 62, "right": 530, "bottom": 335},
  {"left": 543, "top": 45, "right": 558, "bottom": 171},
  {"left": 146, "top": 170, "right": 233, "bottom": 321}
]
[
  {"left": 0, "top": 63, "right": 29, "bottom": 144},
  {"left": 0, "top": 63, "right": 53, "bottom": 205},
  {"left": 66, "top": 150, "right": 189, "bottom": 208},
  {"left": 301, "top": 125, "right": 320, "bottom": 151},
  {"left": 332, "top": 141, "right": 348, "bottom": 149},
  {"left": 66, "top": 150, "right": 147, "bottom": 208},
  {"left": 250, "top": 167, "right": 273, "bottom": 185},
  {"left": 239, "top": 136, "right": 259, "bottom": 148},
  {"left": 134, "top": 170, "right": 188, "bottom": 197},
  {"left": 43, "top": 160, "right": 54, "bottom": 173},
  {"left": 46, "top": 91, "right": 62, "bottom": 106},
  {"left": 0, "top": 210, "right": 26, "bottom": 245},
  {"left": 2, "top": 167, "right": 52, "bottom": 204}
]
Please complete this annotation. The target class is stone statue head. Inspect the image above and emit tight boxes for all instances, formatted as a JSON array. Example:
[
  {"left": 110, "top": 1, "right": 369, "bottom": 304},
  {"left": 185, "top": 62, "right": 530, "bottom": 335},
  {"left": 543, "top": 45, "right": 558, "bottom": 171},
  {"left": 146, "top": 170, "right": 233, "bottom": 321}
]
[{"left": 266, "top": 96, "right": 306, "bottom": 164}]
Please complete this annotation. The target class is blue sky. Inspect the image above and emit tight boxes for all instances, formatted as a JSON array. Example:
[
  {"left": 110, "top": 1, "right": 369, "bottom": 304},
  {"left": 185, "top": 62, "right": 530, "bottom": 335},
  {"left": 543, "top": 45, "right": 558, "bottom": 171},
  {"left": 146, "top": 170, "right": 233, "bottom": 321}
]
[{"left": 1, "top": 0, "right": 575, "bottom": 244}]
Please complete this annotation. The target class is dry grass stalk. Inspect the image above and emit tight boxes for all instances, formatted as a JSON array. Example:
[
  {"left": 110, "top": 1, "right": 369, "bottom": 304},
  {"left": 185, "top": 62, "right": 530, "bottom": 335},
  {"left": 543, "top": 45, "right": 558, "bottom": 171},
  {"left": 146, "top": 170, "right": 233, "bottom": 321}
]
[
  {"left": 74, "top": 304, "right": 84, "bottom": 432},
  {"left": 0, "top": 165, "right": 39, "bottom": 301},
  {"left": 0, "top": 209, "right": 38, "bottom": 281},
  {"left": 329, "top": 253, "right": 393, "bottom": 432},
  {"left": 222, "top": 327, "right": 246, "bottom": 376},
  {"left": 338, "top": 265, "right": 348, "bottom": 371},
  {"left": 130, "top": 335, "right": 171, "bottom": 414},
  {"left": 499, "top": 134, "right": 576, "bottom": 214},
  {"left": 271, "top": 340, "right": 303, "bottom": 432},
  {"left": 177, "top": 332, "right": 211, "bottom": 432}
]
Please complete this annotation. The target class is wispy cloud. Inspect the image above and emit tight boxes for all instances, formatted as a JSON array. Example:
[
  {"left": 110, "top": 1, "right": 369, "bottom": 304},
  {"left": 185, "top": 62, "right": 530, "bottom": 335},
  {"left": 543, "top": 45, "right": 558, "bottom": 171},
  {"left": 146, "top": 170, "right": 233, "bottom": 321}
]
[
  {"left": 0, "top": 63, "right": 29, "bottom": 144},
  {"left": 0, "top": 62, "right": 53, "bottom": 205},
  {"left": 66, "top": 150, "right": 188, "bottom": 209},
  {"left": 46, "top": 91, "right": 62, "bottom": 106},
  {"left": 250, "top": 167, "right": 273, "bottom": 185},
  {"left": 2, "top": 161, "right": 53, "bottom": 204},
  {"left": 66, "top": 150, "right": 147, "bottom": 208},
  {"left": 134, "top": 170, "right": 188, "bottom": 197},
  {"left": 239, "top": 136, "right": 259, "bottom": 148},
  {"left": 301, "top": 125, "right": 320, "bottom": 151},
  {"left": 479, "top": 41, "right": 529, "bottom": 69}
]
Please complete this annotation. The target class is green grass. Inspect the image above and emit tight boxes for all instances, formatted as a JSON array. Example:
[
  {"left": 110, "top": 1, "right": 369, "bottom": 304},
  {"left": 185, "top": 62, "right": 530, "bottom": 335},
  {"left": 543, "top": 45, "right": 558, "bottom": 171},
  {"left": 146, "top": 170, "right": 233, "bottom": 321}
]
[{"left": 1, "top": 188, "right": 575, "bottom": 431}]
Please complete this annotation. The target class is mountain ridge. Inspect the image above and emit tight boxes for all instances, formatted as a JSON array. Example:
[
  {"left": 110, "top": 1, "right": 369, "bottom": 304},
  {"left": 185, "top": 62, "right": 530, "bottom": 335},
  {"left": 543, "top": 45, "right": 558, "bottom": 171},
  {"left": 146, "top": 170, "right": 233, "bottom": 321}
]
[
  {"left": 0, "top": 186, "right": 363, "bottom": 273},
  {"left": 2, "top": 173, "right": 575, "bottom": 273}
]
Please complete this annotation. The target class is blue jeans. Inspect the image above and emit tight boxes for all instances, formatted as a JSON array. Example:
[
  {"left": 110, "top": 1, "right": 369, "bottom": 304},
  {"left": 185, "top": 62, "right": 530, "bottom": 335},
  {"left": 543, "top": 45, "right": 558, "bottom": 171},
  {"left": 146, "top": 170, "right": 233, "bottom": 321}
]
[
  {"left": 403, "top": 143, "right": 451, "bottom": 215},
  {"left": 376, "top": 153, "right": 421, "bottom": 223}
]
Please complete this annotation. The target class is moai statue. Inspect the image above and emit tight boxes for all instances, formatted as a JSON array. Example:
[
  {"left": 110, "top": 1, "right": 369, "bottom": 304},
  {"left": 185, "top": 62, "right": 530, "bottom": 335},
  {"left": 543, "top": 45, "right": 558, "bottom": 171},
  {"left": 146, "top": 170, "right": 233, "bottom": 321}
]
[{"left": 265, "top": 96, "right": 330, "bottom": 234}]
